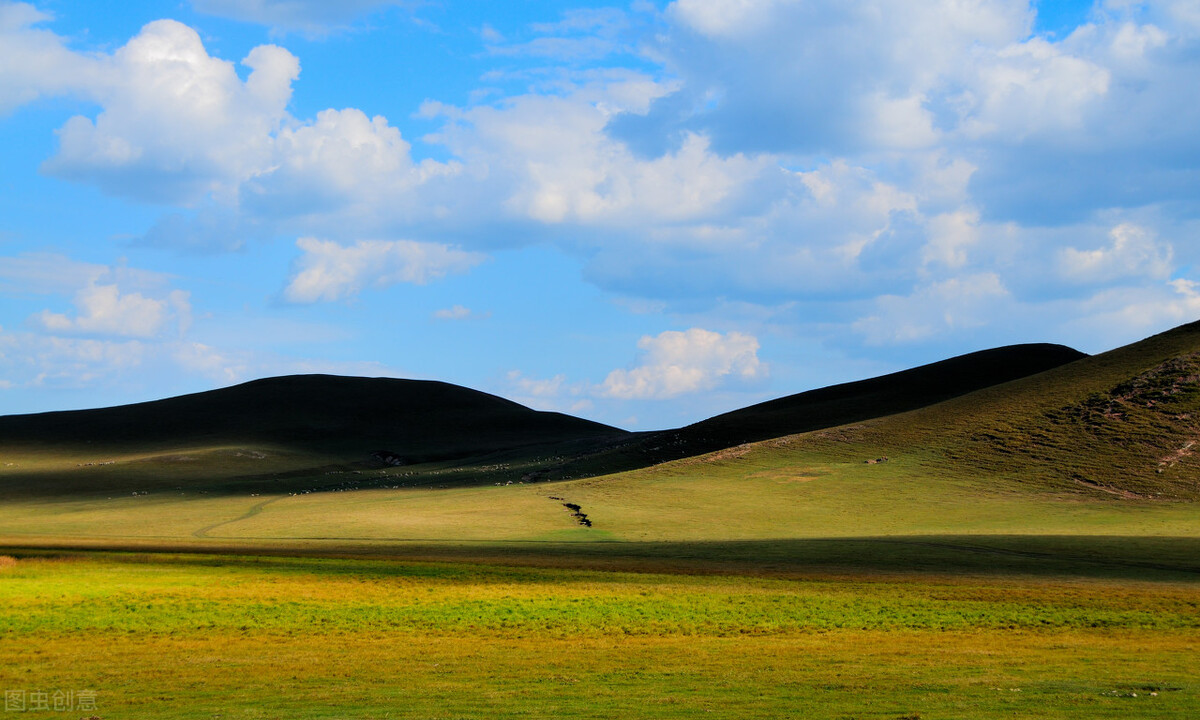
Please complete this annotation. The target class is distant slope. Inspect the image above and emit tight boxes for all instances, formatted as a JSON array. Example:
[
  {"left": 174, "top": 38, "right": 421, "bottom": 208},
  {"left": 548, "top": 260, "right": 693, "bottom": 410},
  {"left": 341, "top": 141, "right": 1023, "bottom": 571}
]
[
  {"left": 0, "top": 374, "right": 626, "bottom": 460},
  {"left": 760, "top": 320, "right": 1200, "bottom": 499},
  {"left": 0, "top": 344, "right": 1090, "bottom": 496},
  {"left": 554, "top": 343, "right": 1086, "bottom": 477},
  {"left": 679, "top": 343, "right": 1085, "bottom": 447}
]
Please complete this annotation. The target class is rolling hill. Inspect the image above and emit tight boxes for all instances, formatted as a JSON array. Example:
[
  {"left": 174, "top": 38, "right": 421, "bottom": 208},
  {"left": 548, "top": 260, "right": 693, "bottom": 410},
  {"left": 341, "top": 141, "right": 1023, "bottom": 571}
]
[
  {"left": 855, "top": 318, "right": 1200, "bottom": 499},
  {"left": 0, "top": 374, "right": 627, "bottom": 458},
  {"left": 0, "top": 342, "right": 1086, "bottom": 498},
  {"left": 0, "top": 321, "right": 1198, "bottom": 571},
  {"left": 555, "top": 342, "right": 1087, "bottom": 476},
  {"left": 0, "top": 376, "right": 630, "bottom": 498}
]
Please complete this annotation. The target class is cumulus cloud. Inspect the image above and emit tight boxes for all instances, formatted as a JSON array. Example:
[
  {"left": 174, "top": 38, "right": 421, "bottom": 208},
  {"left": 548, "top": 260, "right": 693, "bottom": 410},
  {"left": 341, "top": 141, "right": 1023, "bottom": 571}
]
[
  {"left": 283, "top": 237, "right": 485, "bottom": 303},
  {"left": 427, "top": 80, "right": 766, "bottom": 229},
  {"left": 35, "top": 284, "right": 191, "bottom": 338},
  {"left": 40, "top": 20, "right": 298, "bottom": 204},
  {"left": 0, "top": 2, "right": 99, "bottom": 114},
  {"left": 1059, "top": 223, "right": 1173, "bottom": 283},
  {"left": 244, "top": 107, "right": 459, "bottom": 223},
  {"left": 853, "top": 274, "right": 1012, "bottom": 345},
  {"left": 5, "top": 2, "right": 1200, "bottom": 375},
  {"left": 0, "top": 254, "right": 192, "bottom": 339},
  {"left": 921, "top": 210, "right": 981, "bottom": 269},
  {"left": 5, "top": 16, "right": 451, "bottom": 220},
  {"left": 598, "top": 328, "right": 765, "bottom": 399},
  {"left": 0, "top": 328, "right": 148, "bottom": 390}
]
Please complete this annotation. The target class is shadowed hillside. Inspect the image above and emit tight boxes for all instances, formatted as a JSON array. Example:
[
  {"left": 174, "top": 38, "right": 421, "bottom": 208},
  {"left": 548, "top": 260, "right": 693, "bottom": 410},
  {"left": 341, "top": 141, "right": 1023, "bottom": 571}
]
[
  {"left": 0, "top": 375, "right": 626, "bottom": 460},
  {"left": 0, "top": 344, "right": 1090, "bottom": 497},
  {"left": 0, "top": 376, "right": 633, "bottom": 498},
  {"left": 553, "top": 343, "right": 1087, "bottom": 477}
]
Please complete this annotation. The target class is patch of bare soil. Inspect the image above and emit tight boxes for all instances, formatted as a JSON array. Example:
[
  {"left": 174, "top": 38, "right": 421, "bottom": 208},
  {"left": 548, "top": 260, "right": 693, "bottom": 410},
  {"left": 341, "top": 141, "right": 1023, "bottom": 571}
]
[
  {"left": 1157, "top": 437, "right": 1199, "bottom": 471},
  {"left": 1073, "top": 475, "right": 1153, "bottom": 500}
]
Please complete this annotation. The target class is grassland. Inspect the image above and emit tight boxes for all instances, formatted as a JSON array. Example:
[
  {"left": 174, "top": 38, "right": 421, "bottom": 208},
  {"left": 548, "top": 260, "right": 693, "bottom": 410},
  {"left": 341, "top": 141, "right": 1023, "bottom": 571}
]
[
  {"left": 2, "top": 445, "right": 1198, "bottom": 718},
  {"left": 3, "top": 323, "right": 1200, "bottom": 717},
  {"left": 1, "top": 552, "right": 1197, "bottom": 719}
]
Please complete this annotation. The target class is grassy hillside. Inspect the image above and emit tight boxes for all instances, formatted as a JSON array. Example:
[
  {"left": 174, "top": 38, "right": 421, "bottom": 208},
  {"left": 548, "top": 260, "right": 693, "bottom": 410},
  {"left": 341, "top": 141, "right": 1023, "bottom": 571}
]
[
  {"left": 0, "top": 343, "right": 1084, "bottom": 499},
  {"left": 564, "top": 342, "right": 1086, "bottom": 474},
  {"left": 767, "top": 319, "right": 1200, "bottom": 499},
  {"left": 2, "top": 327, "right": 1197, "bottom": 720},
  {"left": 0, "top": 375, "right": 630, "bottom": 498}
]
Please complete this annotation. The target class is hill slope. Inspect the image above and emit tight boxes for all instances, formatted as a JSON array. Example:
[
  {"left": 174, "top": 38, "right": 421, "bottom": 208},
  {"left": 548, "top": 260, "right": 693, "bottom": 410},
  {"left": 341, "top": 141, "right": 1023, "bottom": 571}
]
[
  {"left": 0, "top": 375, "right": 630, "bottom": 498},
  {"left": 0, "top": 343, "right": 1089, "bottom": 497},
  {"left": 553, "top": 343, "right": 1086, "bottom": 477},
  {"left": 760, "top": 320, "right": 1200, "bottom": 499},
  {"left": 0, "top": 374, "right": 625, "bottom": 459}
]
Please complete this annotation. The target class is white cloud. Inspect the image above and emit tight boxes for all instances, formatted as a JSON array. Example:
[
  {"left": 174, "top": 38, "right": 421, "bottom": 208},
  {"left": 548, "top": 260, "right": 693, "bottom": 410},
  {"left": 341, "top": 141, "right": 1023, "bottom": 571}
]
[
  {"left": 958, "top": 37, "right": 1111, "bottom": 140},
  {"left": 1056, "top": 278, "right": 1200, "bottom": 351},
  {"left": 502, "top": 370, "right": 591, "bottom": 413},
  {"left": 0, "top": 253, "right": 112, "bottom": 295},
  {"left": 669, "top": 0, "right": 790, "bottom": 39},
  {"left": 921, "top": 210, "right": 981, "bottom": 269},
  {"left": 428, "top": 78, "right": 766, "bottom": 228},
  {"left": 173, "top": 341, "right": 245, "bottom": 383},
  {"left": 598, "top": 328, "right": 765, "bottom": 399},
  {"left": 35, "top": 284, "right": 190, "bottom": 338},
  {"left": 0, "top": 329, "right": 148, "bottom": 390},
  {"left": 245, "top": 107, "right": 459, "bottom": 222},
  {"left": 41, "top": 20, "right": 299, "bottom": 204},
  {"left": 1, "top": 14, "right": 459, "bottom": 242},
  {"left": 0, "top": 254, "right": 192, "bottom": 339},
  {"left": 0, "top": 2, "right": 100, "bottom": 114},
  {"left": 489, "top": 7, "right": 634, "bottom": 61},
  {"left": 4, "top": 3, "right": 1200, "bottom": 374},
  {"left": 433, "top": 304, "right": 473, "bottom": 321},
  {"left": 190, "top": 0, "right": 408, "bottom": 34},
  {"left": 507, "top": 370, "right": 568, "bottom": 398},
  {"left": 1059, "top": 223, "right": 1173, "bottom": 283},
  {"left": 283, "top": 237, "right": 485, "bottom": 303},
  {"left": 853, "top": 274, "right": 1012, "bottom": 345}
]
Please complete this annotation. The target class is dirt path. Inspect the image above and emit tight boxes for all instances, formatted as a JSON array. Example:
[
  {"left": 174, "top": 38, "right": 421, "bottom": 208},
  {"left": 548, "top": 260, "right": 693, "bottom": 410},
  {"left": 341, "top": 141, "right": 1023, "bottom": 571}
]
[{"left": 192, "top": 496, "right": 284, "bottom": 539}]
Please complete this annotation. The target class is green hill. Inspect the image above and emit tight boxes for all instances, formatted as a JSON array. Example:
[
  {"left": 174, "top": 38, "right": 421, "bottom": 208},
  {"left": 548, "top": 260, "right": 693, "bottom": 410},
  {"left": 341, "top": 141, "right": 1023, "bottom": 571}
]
[
  {"left": 771, "top": 319, "right": 1200, "bottom": 499},
  {"left": 0, "top": 342, "right": 1086, "bottom": 498},
  {"left": 553, "top": 342, "right": 1086, "bottom": 476},
  {"left": 0, "top": 322, "right": 1198, "bottom": 574}
]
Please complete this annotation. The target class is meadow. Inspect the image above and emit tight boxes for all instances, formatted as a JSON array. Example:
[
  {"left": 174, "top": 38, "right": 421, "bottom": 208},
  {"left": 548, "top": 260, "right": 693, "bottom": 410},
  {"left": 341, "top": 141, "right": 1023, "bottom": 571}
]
[
  {"left": 2, "top": 450, "right": 1199, "bottom": 719},
  {"left": 1, "top": 551, "right": 1197, "bottom": 720},
  {"left": 4, "top": 324, "right": 1200, "bottom": 718}
]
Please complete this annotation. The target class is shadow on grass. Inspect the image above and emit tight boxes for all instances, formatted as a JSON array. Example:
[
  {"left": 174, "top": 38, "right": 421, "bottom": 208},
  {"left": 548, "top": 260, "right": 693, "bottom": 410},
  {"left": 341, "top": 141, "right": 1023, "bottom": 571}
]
[{"left": 3, "top": 534, "right": 1199, "bottom": 582}]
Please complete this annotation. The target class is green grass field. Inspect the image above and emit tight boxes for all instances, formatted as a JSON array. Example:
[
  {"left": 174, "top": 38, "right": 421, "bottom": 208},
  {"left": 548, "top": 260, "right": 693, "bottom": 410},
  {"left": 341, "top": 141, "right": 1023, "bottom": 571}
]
[
  {"left": 1, "top": 552, "right": 1197, "bottom": 719},
  {"left": 3, "top": 448, "right": 1199, "bottom": 718},
  {"left": 4, "top": 323, "right": 1200, "bottom": 718}
]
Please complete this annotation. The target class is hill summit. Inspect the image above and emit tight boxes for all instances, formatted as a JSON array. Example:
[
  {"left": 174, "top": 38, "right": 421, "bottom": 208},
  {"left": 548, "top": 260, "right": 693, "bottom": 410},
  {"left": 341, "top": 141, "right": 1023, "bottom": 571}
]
[{"left": 0, "top": 375, "right": 626, "bottom": 463}]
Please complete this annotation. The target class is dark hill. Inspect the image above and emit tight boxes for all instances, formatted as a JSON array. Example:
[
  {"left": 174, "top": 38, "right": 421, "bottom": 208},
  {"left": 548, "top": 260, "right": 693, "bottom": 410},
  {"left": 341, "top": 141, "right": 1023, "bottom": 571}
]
[
  {"left": 0, "top": 344, "right": 1087, "bottom": 496},
  {"left": 553, "top": 343, "right": 1087, "bottom": 476},
  {"left": 0, "top": 374, "right": 627, "bottom": 463}
]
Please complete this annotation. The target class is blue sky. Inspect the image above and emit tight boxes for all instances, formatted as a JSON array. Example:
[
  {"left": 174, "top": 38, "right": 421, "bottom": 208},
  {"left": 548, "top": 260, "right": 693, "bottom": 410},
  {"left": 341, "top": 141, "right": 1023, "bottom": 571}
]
[{"left": 1, "top": 0, "right": 1198, "bottom": 430}]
